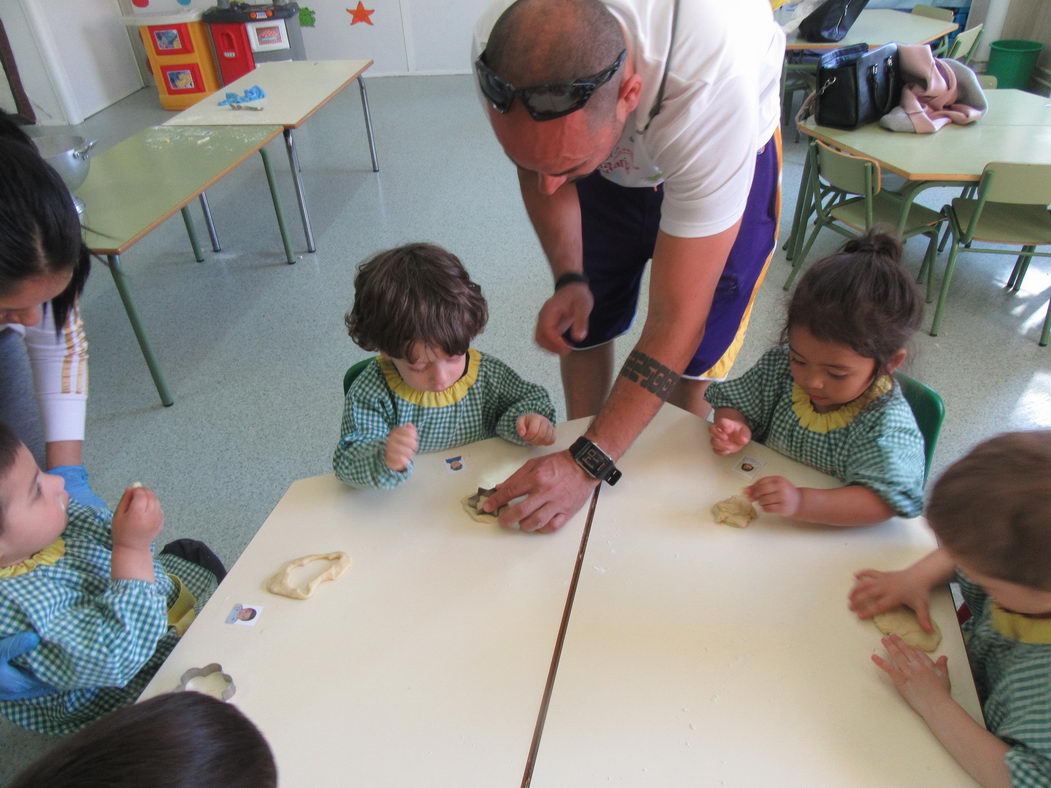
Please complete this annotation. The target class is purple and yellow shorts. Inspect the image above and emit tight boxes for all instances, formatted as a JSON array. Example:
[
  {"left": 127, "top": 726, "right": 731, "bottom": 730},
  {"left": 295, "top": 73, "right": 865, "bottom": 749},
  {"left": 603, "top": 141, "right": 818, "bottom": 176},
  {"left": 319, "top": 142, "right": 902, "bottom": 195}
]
[{"left": 572, "top": 129, "right": 782, "bottom": 380}]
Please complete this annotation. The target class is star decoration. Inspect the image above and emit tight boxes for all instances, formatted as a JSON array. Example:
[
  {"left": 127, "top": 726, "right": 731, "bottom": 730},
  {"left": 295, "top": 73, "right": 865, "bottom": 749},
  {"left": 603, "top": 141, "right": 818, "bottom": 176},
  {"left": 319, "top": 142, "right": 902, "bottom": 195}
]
[{"left": 347, "top": 2, "right": 374, "bottom": 25}]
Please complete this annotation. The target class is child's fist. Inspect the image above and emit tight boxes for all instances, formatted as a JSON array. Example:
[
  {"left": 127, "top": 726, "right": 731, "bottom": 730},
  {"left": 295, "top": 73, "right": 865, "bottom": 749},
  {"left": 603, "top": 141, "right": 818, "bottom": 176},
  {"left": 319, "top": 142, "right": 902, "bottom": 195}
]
[
  {"left": 709, "top": 418, "right": 751, "bottom": 455},
  {"left": 745, "top": 475, "right": 802, "bottom": 517},
  {"left": 111, "top": 485, "right": 164, "bottom": 550},
  {"left": 385, "top": 423, "right": 418, "bottom": 472},
  {"left": 516, "top": 413, "right": 556, "bottom": 446}
]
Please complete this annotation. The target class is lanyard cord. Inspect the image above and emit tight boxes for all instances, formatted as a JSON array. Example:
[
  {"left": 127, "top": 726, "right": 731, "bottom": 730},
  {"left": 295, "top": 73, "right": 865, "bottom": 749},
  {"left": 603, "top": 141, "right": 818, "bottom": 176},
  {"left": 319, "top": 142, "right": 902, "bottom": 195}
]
[{"left": 638, "top": 0, "right": 680, "bottom": 134}]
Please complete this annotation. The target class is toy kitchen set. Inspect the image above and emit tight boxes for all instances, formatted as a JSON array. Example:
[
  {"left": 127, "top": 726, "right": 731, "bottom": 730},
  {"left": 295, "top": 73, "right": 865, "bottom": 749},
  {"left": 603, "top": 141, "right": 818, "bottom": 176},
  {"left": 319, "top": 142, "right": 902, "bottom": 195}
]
[{"left": 203, "top": 1, "right": 306, "bottom": 85}]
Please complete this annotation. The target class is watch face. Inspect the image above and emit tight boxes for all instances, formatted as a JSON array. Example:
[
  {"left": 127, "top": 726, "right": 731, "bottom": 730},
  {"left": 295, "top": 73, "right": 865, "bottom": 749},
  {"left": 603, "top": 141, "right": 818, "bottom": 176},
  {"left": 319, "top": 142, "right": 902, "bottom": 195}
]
[{"left": 579, "top": 445, "right": 609, "bottom": 475}]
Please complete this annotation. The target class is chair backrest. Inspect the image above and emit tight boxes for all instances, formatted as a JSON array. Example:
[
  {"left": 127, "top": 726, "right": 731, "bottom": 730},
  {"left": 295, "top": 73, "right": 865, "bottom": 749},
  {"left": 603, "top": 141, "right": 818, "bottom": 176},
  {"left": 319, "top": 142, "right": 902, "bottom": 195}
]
[
  {"left": 912, "top": 4, "right": 954, "bottom": 21},
  {"left": 981, "top": 162, "right": 1051, "bottom": 206},
  {"left": 342, "top": 357, "right": 376, "bottom": 395},
  {"left": 948, "top": 23, "right": 983, "bottom": 64},
  {"left": 977, "top": 73, "right": 997, "bottom": 89},
  {"left": 814, "top": 139, "right": 880, "bottom": 197},
  {"left": 895, "top": 372, "right": 945, "bottom": 484}
]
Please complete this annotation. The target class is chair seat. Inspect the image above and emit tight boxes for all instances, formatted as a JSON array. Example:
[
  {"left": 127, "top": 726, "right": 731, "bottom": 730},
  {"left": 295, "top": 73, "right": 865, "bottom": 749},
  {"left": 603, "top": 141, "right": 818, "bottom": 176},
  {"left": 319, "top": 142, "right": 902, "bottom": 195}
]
[
  {"left": 831, "top": 194, "right": 941, "bottom": 234},
  {"left": 950, "top": 199, "right": 1051, "bottom": 245}
]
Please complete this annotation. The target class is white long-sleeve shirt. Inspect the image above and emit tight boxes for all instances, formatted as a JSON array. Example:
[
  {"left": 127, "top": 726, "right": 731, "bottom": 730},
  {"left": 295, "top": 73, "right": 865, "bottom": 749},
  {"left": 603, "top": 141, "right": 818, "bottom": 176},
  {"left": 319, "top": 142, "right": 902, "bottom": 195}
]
[{"left": 1, "top": 302, "right": 88, "bottom": 443}]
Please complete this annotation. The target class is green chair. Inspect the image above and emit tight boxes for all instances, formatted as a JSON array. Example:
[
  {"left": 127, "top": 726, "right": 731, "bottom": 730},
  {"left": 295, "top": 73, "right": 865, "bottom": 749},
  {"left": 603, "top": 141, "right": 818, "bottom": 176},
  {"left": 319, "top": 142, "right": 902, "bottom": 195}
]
[
  {"left": 895, "top": 372, "right": 945, "bottom": 485},
  {"left": 342, "top": 357, "right": 376, "bottom": 395},
  {"left": 912, "top": 5, "right": 954, "bottom": 56},
  {"left": 948, "top": 23, "right": 984, "bottom": 65},
  {"left": 784, "top": 140, "right": 943, "bottom": 290},
  {"left": 930, "top": 162, "right": 1051, "bottom": 346}
]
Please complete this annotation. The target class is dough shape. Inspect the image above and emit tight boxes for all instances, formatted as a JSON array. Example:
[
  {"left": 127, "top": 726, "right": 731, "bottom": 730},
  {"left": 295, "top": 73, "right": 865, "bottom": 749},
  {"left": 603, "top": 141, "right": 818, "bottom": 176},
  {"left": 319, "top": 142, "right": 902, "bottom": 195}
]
[
  {"left": 463, "top": 487, "right": 503, "bottom": 524},
  {"left": 267, "top": 552, "right": 351, "bottom": 600},
  {"left": 130, "top": 481, "right": 144, "bottom": 488},
  {"left": 711, "top": 495, "right": 758, "bottom": 528},
  {"left": 873, "top": 606, "right": 942, "bottom": 652}
]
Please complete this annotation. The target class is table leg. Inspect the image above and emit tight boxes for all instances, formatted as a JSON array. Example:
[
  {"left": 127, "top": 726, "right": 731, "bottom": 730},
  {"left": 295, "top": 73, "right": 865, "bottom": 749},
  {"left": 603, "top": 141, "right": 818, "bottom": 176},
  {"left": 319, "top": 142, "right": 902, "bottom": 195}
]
[
  {"left": 106, "top": 255, "right": 173, "bottom": 407},
  {"left": 180, "top": 206, "right": 205, "bottom": 263},
  {"left": 358, "top": 75, "right": 380, "bottom": 173},
  {"left": 260, "top": 147, "right": 295, "bottom": 265},
  {"left": 199, "top": 193, "right": 222, "bottom": 252},
  {"left": 283, "top": 128, "right": 317, "bottom": 253}
]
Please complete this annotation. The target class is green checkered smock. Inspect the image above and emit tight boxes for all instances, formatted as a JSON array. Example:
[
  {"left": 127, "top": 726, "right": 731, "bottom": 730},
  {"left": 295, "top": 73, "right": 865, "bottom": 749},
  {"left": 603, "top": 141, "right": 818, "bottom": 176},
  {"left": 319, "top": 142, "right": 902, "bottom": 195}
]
[
  {"left": 704, "top": 346, "right": 925, "bottom": 517},
  {"left": 957, "top": 572, "right": 1051, "bottom": 786},
  {"left": 0, "top": 502, "right": 217, "bottom": 734},
  {"left": 334, "top": 349, "right": 556, "bottom": 489}
]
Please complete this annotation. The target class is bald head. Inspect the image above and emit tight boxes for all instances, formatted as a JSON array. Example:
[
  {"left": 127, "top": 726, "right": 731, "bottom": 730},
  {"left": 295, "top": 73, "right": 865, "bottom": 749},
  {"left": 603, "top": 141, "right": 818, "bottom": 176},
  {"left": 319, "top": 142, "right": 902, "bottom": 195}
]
[{"left": 485, "top": 0, "right": 626, "bottom": 122}]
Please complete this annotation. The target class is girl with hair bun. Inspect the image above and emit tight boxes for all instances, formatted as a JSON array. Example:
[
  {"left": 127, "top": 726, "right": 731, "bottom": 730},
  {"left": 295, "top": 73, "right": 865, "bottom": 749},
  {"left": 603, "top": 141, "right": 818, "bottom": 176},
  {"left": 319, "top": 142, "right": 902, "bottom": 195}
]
[{"left": 703, "top": 229, "right": 927, "bottom": 526}]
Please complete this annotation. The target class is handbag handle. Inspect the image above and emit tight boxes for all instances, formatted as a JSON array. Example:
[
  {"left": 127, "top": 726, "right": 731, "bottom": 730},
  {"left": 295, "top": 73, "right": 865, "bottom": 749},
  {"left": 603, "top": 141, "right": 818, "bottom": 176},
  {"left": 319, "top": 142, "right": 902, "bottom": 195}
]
[{"left": 868, "top": 54, "right": 897, "bottom": 116}]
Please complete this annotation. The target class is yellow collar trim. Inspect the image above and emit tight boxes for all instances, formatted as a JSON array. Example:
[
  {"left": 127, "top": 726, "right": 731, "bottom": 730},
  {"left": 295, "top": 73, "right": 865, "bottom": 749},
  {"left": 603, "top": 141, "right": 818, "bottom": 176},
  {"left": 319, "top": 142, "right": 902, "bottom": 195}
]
[
  {"left": 791, "top": 375, "right": 893, "bottom": 434},
  {"left": 990, "top": 603, "right": 1051, "bottom": 644},
  {"left": 378, "top": 348, "right": 480, "bottom": 408},
  {"left": 0, "top": 538, "right": 66, "bottom": 579}
]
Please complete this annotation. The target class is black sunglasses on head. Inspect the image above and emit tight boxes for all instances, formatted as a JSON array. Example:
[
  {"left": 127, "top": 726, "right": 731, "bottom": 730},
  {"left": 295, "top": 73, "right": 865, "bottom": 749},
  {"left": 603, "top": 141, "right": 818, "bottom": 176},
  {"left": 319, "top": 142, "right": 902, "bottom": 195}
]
[{"left": 475, "top": 49, "right": 627, "bottom": 121}]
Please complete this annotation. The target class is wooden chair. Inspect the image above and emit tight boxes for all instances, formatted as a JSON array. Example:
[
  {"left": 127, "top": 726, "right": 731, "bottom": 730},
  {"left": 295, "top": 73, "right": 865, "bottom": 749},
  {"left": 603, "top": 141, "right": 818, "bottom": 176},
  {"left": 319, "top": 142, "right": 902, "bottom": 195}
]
[{"left": 931, "top": 162, "right": 1051, "bottom": 346}]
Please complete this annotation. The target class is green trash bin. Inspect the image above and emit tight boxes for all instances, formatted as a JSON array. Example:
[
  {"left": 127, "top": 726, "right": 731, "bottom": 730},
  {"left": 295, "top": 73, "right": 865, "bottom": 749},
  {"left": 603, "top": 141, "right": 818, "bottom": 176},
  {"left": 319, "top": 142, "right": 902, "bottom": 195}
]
[{"left": 986, "top": 40, "right": 1044, "bottom": 90}]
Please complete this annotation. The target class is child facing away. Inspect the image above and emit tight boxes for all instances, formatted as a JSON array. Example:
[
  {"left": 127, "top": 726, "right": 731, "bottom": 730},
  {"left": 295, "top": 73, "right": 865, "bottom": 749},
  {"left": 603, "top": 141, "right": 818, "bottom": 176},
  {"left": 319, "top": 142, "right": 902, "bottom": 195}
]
[
  {"left": 849, "top": 432, "right": 1051, "bottom": 787},
  {"left": 0, "top": 422, "right": 222, "bottom": 734},
  {"left": 334, "top": 243, "right": 557, "bottom": 489},
  {"left": 703, "top": 230, "right": 926, "bottom": 526}
]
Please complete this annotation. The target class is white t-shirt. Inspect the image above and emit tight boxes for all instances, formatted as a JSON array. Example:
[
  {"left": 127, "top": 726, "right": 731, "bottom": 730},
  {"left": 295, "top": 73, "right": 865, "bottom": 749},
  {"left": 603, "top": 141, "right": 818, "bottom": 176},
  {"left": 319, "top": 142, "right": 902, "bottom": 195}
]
[{"left": 474, "top": 0, "right": 786, "bottom": 239}]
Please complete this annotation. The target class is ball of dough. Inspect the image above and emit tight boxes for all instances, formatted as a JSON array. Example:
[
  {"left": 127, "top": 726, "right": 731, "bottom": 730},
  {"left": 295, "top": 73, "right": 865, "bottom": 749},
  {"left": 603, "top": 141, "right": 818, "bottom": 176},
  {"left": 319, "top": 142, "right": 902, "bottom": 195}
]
[
  {"left": 872, "top": 606, "right": 942, "bottom": 652},
  {"left": 711, "top": 495, "right": 758, "bottom": 528}
]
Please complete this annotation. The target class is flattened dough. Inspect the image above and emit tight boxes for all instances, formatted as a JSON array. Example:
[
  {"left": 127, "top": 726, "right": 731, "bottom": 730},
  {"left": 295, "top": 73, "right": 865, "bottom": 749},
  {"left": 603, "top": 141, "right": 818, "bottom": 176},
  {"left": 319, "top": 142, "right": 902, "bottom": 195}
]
[
  {"left": 711, "top": 495, "right": 758, "bottom": 528},
  {"left": 873, "top": 606, "right": 942, "bottom": 652},
  {"left": 267, "top": 552, "right": 351, "bottom": 600},
  {"left": 463, "top": 487, "right": 503, "bottom": 524}
]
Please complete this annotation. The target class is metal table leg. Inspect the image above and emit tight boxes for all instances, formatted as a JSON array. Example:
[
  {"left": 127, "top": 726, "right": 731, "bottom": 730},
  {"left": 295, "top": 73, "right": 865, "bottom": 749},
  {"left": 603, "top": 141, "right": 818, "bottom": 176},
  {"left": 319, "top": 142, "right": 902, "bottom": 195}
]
[
  {"left": 106, "top": 255, "right": 173, "bottom": 407},
  {"left": 260, "top": 147, "right": 295, "bottom": 264},
  {"left": 358, "top": 75, "right": 380, "bottom": 172},
  {"left": 283, "top": 128, "right": 316, "bottom": 253},
  {"left": 180, "top": 206, "right": 205, "bottom": 262},
  {"left": 199, "top": 192, "right": 222, "bottom": 252}
]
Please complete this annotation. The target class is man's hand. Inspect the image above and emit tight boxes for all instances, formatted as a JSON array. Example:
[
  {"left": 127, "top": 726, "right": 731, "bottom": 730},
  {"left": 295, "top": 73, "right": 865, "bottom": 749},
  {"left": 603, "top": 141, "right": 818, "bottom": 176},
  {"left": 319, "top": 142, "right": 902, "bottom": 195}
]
[
  {"left": 708, "top": 418, "right": 751, "bottom": 455},
  {"left": 0, "top": 632, "right": 54, "bottom": 700},
  {"left": 849, "top": 568, "right": 935, "bottom": 633},
  {"left": 483, "top": 450, "right": 598, "bottom": 533},
  {"left": 112, "top": 485, "right": 164, "bottom": 551},
  {"left": 745, "top": 475, "right": 802, "bottom": 517},
  {"left": 873, "top": 635, "right": 951, "bottom": 717},
  {"left": 534, "top": 283, "right": 593, "bottom": 355},
  {"left": 385, "top": 423, "right": 418, "bottom": 472},
  {"left": 516, "top": 413, "right": 556, "bottom": 446}
]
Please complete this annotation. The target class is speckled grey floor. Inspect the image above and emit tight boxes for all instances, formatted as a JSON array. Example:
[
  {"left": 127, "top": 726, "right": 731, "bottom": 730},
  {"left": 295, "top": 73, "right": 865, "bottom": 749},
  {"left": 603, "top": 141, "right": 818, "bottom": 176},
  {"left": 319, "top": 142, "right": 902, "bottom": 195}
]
[{"left": 2, "top": 76, "right": 1049, "bottom": 777}]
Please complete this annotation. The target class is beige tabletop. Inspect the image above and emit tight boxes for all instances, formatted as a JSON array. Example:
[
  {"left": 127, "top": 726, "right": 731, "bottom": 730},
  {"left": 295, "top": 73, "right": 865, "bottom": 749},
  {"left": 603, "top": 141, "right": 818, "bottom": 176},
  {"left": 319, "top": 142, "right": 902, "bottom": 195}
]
[
  {"left": 786, "top": 8, "right": 957, "bottom": 50},
  {"left": 78, "top": 125, "right": 283, "bottom": 255},
  {"left": 164, "top": 59, "right": 373, "bottom": 129},
  {"left": 530, "top": 406, "right": 982, "bottom": 787},
  {"left": 140, "top": 419, "right": 593, "bottom": 787},
  {"left": 800, "top": 90, "right": 1051, "bottom": 181}
]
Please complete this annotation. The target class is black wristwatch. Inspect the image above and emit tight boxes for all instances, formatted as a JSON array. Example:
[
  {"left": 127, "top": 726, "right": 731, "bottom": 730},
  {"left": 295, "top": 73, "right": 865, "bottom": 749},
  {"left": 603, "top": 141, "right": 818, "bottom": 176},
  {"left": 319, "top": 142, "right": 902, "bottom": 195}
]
[{"left": 569, "top": 436, "right": 622, "bottom": 485}]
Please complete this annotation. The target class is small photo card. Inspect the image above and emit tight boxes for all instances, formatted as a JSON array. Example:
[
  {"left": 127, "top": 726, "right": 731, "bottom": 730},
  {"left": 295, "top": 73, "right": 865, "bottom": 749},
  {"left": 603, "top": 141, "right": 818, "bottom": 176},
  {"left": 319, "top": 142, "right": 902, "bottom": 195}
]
[
  {"left": 733, "top": 455, "right": 766, "bottom": 479},
  {"left": 444, "top": 455, "right": 465, "bottom": 473},
  {"left": 225, "top": 603, "right": 264, "bottom": 626}
]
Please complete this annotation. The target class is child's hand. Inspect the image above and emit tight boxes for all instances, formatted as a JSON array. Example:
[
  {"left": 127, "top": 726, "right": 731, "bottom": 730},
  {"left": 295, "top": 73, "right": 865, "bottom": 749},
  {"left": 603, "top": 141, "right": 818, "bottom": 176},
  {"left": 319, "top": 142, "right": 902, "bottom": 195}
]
[
  {"left": 385, "top": 423, "right": 418, "bottom": 472},
  {"left": 111, "top": 485, "right": 164, "bottom": 551},
  {"left": 745, "top": 475, "right": 801, "bottom": 517},
  {"left": 849, "top": 568, "right": 935, "bottom": 632},
  {"left": 708, "top": 418, "right": 751, "bottom": 455},
  {"left": 872, "top": 635, "right": 951, "bottom": 717},
  {"left": 516, "top": 413, "right": 556, "bottom": 446}
]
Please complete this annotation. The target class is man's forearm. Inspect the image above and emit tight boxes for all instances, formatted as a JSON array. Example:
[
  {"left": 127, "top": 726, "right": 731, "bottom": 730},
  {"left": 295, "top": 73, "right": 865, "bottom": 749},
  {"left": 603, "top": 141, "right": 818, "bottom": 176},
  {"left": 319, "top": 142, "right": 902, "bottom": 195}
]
[{"left": 517, "top": 166, "right": 583, "bottom": 277}]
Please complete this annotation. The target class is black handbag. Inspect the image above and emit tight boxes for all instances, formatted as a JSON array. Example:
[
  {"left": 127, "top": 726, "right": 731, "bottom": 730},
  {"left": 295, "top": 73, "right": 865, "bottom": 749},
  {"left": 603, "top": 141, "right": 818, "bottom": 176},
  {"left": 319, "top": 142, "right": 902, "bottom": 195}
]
[
  {"left": 815, "top": 43, "right": 901, "bottom": 129},
  {"left": 798, "top": 0, "right": 871, "bottom": 43}
]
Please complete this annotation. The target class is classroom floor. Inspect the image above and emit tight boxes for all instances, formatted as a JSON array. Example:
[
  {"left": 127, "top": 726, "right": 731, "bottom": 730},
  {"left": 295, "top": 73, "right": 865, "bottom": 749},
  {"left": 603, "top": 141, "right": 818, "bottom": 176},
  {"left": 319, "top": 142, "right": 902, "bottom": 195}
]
[{"left": 2, "top": 75, "right": 1049, "bottom": 775}]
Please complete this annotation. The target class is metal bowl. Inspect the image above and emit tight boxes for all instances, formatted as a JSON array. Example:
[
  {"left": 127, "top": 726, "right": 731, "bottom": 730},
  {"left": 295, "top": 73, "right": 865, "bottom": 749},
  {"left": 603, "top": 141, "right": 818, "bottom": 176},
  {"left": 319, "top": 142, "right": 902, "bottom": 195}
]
[{"left": 35, "top": 135, "right": 96, "bottom": 193}]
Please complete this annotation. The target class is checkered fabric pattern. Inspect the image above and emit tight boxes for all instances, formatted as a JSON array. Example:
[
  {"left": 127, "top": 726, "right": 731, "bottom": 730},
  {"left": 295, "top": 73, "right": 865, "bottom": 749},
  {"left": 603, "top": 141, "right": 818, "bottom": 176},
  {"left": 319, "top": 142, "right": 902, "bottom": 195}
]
[
  {"left": 957, "top": 572, "right": 1051, "bottom": 786},
  {"left": 704, "top": 346, "right": 925, "bottom": 517},
  {"left": 0, "top": 502, "right": 217, "bottom": 734},
  {"left": 334, "top": 351, "right": 556, "bottom": 489}
]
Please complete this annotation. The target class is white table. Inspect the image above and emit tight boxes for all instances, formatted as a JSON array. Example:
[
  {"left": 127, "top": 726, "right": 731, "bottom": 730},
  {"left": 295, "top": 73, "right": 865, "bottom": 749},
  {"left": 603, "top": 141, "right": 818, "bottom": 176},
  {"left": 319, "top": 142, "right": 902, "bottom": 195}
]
[
  {"left": 166, "top": 60, "right": 378, "bottom": 253},
  {"left": 141, "top": 422, "right": 592, "bottom": 787},
  {"left": 529, "top": 406, "right": 983, "bottom": 786}
]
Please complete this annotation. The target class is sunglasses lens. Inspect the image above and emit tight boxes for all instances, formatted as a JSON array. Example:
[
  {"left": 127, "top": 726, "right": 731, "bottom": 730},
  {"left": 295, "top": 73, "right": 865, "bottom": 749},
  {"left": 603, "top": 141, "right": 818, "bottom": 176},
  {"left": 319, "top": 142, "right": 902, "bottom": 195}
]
[
  {"left": 523, "top": 86, "right": 590, "bottom": 120},
  {"left": 475, "top": 59, "right": 513, "bottom": 113}
]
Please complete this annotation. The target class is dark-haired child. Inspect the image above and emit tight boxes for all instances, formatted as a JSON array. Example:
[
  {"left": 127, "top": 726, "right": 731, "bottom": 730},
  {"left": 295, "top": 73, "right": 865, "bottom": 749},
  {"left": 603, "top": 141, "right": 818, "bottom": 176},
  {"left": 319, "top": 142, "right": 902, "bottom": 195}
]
[
  {"left": 849, "top": 431, "right": 1051, "bottom": 786},
  {"left": 9, "top": 691, "right": 276, "bottom": 787},
  {"left": 703, "top": 231, "right": 925, "bottom": 526},
  {"left": 0, "top": 422, "right": 221, "bottom": 734},
  {"left": 334, "top": 243, "right": 557, "bottom": 489}
]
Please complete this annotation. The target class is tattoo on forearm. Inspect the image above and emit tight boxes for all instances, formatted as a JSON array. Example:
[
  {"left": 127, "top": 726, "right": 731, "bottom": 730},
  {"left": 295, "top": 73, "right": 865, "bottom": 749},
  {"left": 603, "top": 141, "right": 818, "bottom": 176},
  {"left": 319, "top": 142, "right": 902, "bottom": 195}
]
[{"left": 619, "top": 350, "right": 680, "bottom": 399}]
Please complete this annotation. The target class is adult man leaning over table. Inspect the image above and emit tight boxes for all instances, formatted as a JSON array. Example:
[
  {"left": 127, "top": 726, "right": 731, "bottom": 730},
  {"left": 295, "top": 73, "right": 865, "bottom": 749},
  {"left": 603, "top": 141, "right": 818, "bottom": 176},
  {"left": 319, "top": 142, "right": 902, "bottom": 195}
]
[{"left": 473, "top": 0, "right": 786, "bottom": 532}]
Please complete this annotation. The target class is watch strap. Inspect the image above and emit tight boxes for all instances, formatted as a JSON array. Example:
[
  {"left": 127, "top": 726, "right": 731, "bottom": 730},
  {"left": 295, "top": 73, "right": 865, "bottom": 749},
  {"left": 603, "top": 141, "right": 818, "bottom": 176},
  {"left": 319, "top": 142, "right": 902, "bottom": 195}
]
[{"left": 554, "top": 271, "right": 589, "bottom": 291}]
